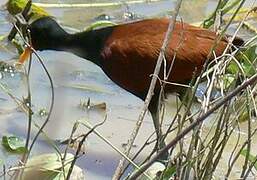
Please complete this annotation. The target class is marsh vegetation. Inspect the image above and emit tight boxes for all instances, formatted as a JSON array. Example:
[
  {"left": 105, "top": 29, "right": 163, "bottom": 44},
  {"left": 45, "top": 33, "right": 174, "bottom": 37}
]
[{"left": 0, "top": 0, "right": 257, "bottom": 179}]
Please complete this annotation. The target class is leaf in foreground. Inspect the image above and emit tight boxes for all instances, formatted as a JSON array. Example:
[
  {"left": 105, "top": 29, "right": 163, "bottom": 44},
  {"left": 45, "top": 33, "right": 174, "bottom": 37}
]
[
  {"left": 6, "top": 0, "right": 49, "bottom": 20},
  {"left": 240, "top": 149, "right": 257, "bottom": 170},
  {"left": 162, "top": 165, "right": 176, "bottom": 180},
  {"left": 227, "top": 45, "right": 257, "bottom": 76},
  {"left": 23, "top": 153, "right": 85, "bottom": 180},
  {"left": 2, "top": 135, "right": 27, "bottom": 153},
  {"left": 84, "top": 20, "right": 117, "bottom": 31}
]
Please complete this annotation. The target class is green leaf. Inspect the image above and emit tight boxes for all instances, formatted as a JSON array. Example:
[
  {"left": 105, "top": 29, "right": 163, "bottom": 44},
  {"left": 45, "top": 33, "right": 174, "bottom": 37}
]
[
  {"left": 202, "top": 0, "right": 228, "bottom": 28},
  {"left": 237, "top": 45, "right": 257, "bottom": 76},
  {"left": 243, "top": 46, "right": 257, "bottom": 64},
  {"left": 238, "top": 110, "right": 250, "bottom": 122},
  {"left": 23, "top": 153, "right": 85, "bottom": 180},
  {"left": 0, "top": 35, "right": 5, "bottom": 42},
  {"left": 221, "top": 74, "right": 236, "bottom": 89},
  {"left": 221, "top": 0, "right": 241, "bottom": 15},
  {"left": 240, "top": 149, "right": 257, "bottom": 170},
  {"left": 84, "top": 21, "right": 117, "bottom": 31},
  {"left": 25, "top": 153, "right": 73, "bottom": 171},
  {"left": 2, "top": 135, "right": 27, "bottom": 154},
  {"left": 202, "top": 0, "right": 241, "bottom": 28},
  {"left": 7, "top": 0, "right": 49, "bottom": 21},
  {"left": 11, "top": 39, "right": 24, "bottom": 55},
  {"left": 162, "top": 166, "right": 176, "bottom": 180},
  {"left": 226, "top": 61, "right": 239, "bottom": 74},
  {"left": 227, "top": 45, "right": 257, "bottom": 77}
]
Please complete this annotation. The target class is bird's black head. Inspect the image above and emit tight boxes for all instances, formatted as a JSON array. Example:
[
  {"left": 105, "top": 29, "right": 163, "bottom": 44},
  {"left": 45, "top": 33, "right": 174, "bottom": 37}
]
[{"left": 28, "top": 16, "right": 68, "bottom": 51}]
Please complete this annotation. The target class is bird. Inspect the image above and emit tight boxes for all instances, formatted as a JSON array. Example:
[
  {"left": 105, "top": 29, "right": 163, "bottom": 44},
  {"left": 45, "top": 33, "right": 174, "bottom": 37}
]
[{"left": 19, "top": 16, "right": 244, "bottom": 156}]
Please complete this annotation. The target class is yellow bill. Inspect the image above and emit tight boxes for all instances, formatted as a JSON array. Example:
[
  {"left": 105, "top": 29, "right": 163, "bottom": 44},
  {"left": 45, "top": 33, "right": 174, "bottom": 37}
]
[{"left": 19, "top": 47, "right": 32, "bottom": 64}]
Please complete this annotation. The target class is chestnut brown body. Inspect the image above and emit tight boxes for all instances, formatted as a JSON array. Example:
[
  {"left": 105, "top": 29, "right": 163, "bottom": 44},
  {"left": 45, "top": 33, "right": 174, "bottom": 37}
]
[{"left": 100, "top": 19, "right": 230, "bottom": 99}]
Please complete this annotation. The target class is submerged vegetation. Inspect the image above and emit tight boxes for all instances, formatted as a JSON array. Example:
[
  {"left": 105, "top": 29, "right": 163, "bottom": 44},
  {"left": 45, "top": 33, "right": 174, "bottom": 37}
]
[{"left": 0, "top": 0, "right": 257, "bottom": 179}]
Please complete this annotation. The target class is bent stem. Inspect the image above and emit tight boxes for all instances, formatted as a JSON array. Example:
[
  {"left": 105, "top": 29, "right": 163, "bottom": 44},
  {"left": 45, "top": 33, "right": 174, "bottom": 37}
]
[
  {"left": 112, "top": 0, "right": 184, "bottom": 179},
  {"left": 128, "top": 72, "right": 257, "bottom": 179}
]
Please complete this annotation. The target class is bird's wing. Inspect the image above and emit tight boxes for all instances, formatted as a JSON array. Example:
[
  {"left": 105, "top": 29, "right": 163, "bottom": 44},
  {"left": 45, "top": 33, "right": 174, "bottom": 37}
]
[{"left": 99, "top": 20, "right": 228, "bottom": 94}]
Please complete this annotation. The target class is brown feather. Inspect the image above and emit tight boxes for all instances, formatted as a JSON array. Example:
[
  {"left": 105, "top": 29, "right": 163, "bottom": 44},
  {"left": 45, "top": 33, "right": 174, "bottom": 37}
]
[{"left": 99, "top": 19, "right": 232, "bottom": 98}]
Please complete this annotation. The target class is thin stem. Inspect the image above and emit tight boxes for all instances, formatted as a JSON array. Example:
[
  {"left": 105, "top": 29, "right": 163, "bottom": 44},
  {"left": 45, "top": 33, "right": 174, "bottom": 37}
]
[
  {"left": 128, "top": 72, "right": 257, "bottom": 179},
  {"left": 66, "top": 118, "right": 106, "bottom": 180},
  {"left": 112, "top": 0, "right": 183, "bottom": 179}
]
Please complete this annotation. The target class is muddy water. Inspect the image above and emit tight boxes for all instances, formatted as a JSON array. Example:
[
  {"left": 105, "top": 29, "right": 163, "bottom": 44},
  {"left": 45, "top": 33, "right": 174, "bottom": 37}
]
[{"left": 0, "top": 0, "right": 256, "bottom": 179}]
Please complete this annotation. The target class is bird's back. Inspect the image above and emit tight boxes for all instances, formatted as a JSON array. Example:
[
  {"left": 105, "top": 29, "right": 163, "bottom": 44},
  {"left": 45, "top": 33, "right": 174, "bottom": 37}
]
[{"left": 99, "top": 18, "right": 241, "bottom": 99}]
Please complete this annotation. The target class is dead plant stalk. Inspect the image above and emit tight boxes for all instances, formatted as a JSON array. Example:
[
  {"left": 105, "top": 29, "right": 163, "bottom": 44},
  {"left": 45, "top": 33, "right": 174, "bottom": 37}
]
[
  {"left": 112, "top": 0, "right": 183, "bottom": 179},
  {"left": 128, "top": 71, "right": 257, "bottom": 179}
]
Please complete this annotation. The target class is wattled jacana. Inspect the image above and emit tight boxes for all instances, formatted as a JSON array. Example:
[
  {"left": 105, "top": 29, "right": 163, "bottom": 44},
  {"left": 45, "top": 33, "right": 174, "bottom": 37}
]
[{"left": 19, "top": 17, "right": 244, "bottom": 155}]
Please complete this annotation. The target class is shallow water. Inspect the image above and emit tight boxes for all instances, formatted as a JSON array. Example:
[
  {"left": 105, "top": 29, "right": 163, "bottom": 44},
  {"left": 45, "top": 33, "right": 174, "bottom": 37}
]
[{"left": 0, "top": 0, "right": 257, "bottom": 179}]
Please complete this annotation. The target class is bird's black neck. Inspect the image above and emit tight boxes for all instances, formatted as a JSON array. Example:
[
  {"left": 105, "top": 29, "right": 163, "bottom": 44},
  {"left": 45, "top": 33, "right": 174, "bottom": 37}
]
[{"left": 47, "top": 27, "right": 113, "bottom": 67}]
